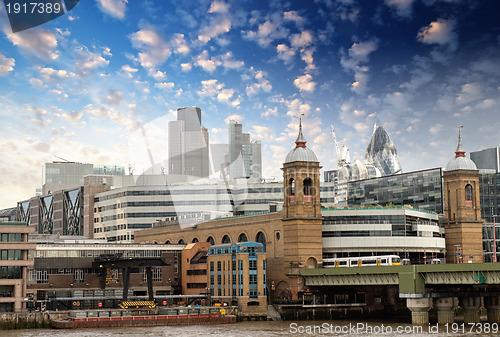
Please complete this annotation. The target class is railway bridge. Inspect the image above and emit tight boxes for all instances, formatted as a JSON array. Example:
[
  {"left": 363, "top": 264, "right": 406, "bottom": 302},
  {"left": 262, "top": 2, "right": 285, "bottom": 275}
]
[{"left": 301, "top": 263, "right": 500, "bottom": 324}]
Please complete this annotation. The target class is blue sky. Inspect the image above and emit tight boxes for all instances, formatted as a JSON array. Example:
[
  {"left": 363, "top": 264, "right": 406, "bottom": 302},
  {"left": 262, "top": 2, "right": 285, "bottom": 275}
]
[{"left": 0, "top": 0, "right": 499, "bottom": 208}]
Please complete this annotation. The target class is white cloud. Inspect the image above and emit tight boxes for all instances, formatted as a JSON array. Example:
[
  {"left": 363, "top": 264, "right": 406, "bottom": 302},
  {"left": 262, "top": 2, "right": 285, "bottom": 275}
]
[
  {"left": 220, "top": 52, "right": 244, "bottom": 69},
  {"left": 283, "top": 11, "right": 305, "bottom": 26},
  {"left": 261, "top": 107, "right": 278, "bottom": 118},
  {"left": 198, "top": 79, "right": 240, "bottom": 106},
  {"left": 0, "top": 54, "right": 15, "bottom": 75},
  {"left": 155, "top": 82, "right": 175, "bottom": 90},
  {"left": 74, "top": 45, "right": 111, "bottom": 76},
  {"left": 198, "top": 18, "right": 232, "bottom": 44},
  {"left": 102, "top": 90, "right": 123, "bottom": 106},
  {"left": 290, "top": 30, "right": 314, "bottom": 49},
  {"left": 340, "top": 39, "right": 378, "bottom": 94},
  {"left": 130, "top": 28, "right": 171, "bottom": 70},
  {"left": 5, "top": 28, "right": 59, "bottom": 61},
  {"left": 171, "top": 33, "right": 190, "bottom": 54},
  {"left": 150, "top": 70, "right": 166, "bottom": 81},
  {"left": 181, "top": 63, "right": 192, "bottom": 72},
  {"left": 417, "top": 18, "right": 457, "bottom": 51},
  {"left": 243, "top": 18, "right": 289, "bottom": 47},
  {"left": 385, "top": 0, "right": 414, "bottom": 18},
  {"left": 96, "top": 0, "right": 128, "bottom": 19},
  {"left": 195, "top": 50, "right": 221, "bottom": 73},
  {"left": 208, "top": 1, "right": 229, "bottom": 13},
  {"left": 121, "top": 64, "right": 138, "bottom": 78},
  {"left": 294, "top": 74, "right": 316, "bottom": 92},
  {"left": 276, "top": 44, "right": 295, "bottom": 64},
  {"left": 429, "top": 124, "right": 442, "bottom": 135},
  {"left": 39, "top": 67, "right": 75, "bottom": 82}
]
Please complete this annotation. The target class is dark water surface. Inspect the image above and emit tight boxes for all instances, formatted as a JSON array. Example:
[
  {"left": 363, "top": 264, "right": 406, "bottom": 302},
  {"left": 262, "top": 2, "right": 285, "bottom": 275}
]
[{"left": 2, "top": 319, "right": 498, "bottom": 336}]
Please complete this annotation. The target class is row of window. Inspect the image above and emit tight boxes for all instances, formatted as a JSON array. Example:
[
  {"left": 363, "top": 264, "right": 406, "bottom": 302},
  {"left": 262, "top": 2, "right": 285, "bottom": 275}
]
[{"left": 0, "top": 233, "right": 23, "bottom": 243}]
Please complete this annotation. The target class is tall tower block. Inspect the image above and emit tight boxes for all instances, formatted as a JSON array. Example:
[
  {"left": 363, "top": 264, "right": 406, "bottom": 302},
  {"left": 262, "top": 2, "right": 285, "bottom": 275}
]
[
  {"left": 443, "top": 128, "right": 484, "bottom": 263},
  {"left": 281, "top": 119, "right": 322, "bottom": 299}
]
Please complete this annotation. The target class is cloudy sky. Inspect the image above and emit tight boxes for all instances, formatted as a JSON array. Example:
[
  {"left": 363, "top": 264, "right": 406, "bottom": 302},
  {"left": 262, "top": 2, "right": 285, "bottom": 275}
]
[{"left": 0, "top": 0, "right": 499, "bottom": 209}]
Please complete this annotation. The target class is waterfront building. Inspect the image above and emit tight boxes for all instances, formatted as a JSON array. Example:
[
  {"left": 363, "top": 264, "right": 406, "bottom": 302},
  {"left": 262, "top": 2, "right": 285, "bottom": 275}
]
[
  {"left": 27, "top": 239, "right": 183, "bottom": 310},
  {"left": 322, "top": 207, "right": 445, "bottom": 263},
  {"left": 0, "top": 221, "right": 35, "bottom": 312},
  {"left": 137, "top": 120, "right": 324, "bottom": 301},
  {"left": 207, "top": 242, "right": 267, "bottom": 314},
  {"left": 168, "top": 107, "right": 209, "bottom": 177},
  {"left": 182, "top": 242, "right": 211, "bottom": 299},
  {"left": 226, "top": 120, "right": 262, "bottom": 179},
  {"left": 442, "top": 129, "right": 484, "bottom": 264}
]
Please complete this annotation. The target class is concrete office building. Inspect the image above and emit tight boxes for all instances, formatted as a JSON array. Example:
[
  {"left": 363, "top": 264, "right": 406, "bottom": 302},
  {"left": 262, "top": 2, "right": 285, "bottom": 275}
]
[
  {"left": 322, "top": 207, "right": 445, "bottom": 263},
  {"left": 0, "top": 222, "right": 35, "bottom": 312},
  {"left": 168, "top": 107, "right": 209, "bottom": 177},
  {"left": 226, "top": 120, "right": 262, "bottom": 180}
]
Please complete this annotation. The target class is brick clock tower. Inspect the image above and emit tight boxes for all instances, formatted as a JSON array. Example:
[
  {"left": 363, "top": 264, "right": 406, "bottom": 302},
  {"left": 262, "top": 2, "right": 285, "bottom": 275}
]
[
  {"left": 443, "top": 127, "right": 484, "bottom": 264},
  {"left": 282, "top": 118, "right": 323, "bottom": 299}
]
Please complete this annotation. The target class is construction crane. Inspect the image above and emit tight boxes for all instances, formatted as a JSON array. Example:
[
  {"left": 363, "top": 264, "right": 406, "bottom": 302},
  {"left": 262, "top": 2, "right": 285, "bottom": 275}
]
[{"left": 330, "top": 124, "right": 350, "bottom": 168}]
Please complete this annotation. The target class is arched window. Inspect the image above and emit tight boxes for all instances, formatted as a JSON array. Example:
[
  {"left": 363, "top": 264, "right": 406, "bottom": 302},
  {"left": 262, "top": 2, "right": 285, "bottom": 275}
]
[
  {"left": 206, "top": 236, "right": 215, "bottom": 245},
  {"left": 256, "top": 231, "right": 266, "bottom": 251},
  {"left": 303, "top": 177, "right": 312, "bottom": 202},
  {"left": 192, "top": 237, "right": 199, "bottom": 243},
  {"left": 465, "top": 184, "right": 473, "bottom": 207},
  {"left": 238, "top": 233, "right": 248, "bottom": 242},
  {"left": 289, "top": 178, "right": 295, "bottom": 203},
  {"left": 222, "top": 235, "right": 231, "bottom": 244},
  {"left": 165, "top": 240, "right": 171, "bottom": 244},
  {"left": 178, "top": 239, "right": 185, "bottom": 245}
]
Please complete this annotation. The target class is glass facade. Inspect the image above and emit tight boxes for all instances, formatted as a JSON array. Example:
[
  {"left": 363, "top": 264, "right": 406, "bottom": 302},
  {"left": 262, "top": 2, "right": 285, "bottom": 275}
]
[{"left": 347, "top": 168, "right": 443, "bottom": 214}]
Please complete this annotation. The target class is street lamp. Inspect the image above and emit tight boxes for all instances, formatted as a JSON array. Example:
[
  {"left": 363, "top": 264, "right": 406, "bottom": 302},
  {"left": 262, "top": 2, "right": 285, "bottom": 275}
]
[{"left": 493, "top": 215, "right": 498, "bottom": 263}]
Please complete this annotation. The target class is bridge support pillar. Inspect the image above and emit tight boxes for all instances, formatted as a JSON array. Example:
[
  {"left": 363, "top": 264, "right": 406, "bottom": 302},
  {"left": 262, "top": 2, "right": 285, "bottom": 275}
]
[
  {"left": 435, "top": 297, "right": 457, "bottom": 324},
  {"left": 406, "top": 298, "right": 432, "bottom": 325},
  {"left": 461, "top": 296, "right": 481, "bottom": 324},
  {"left": 485, "top": 296, "right": 500, "bottom": 323}
]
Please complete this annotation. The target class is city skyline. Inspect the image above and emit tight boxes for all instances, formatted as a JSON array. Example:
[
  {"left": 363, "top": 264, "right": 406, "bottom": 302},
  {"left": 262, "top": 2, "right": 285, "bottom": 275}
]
[{"left": 0, "top": 0, "right": 499, "bottom": 209}]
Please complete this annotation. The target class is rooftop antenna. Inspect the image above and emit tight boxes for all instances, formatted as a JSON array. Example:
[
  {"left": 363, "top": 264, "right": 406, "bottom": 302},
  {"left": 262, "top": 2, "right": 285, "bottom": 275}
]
[{"left": 53, "top": 154, "right": 71, "bottom": 162}]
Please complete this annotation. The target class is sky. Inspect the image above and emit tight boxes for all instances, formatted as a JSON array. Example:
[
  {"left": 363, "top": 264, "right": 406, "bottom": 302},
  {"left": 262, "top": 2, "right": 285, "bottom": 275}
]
[{"left": 0, "top": 0, "right": 499, "bottom": 209}]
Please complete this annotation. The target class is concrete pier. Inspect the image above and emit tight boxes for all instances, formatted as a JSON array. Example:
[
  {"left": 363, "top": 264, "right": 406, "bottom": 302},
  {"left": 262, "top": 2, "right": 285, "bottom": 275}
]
[
  {"left": 461, "top": 296, "right": 481, "bottom": 324},
  {"left": 485, "top": 296, "right": 500, "bottom": 323},
  {"left": 435, "top": 297, "right": 457, "bottom": 324},
  {"left": 406, "top": 298, "right": 432, "bottom": 325}
]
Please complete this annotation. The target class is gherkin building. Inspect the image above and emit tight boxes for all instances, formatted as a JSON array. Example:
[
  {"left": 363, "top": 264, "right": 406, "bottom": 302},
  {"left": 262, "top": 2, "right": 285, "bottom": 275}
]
[{"left": 365, "top": 126, "right": 402, "bottom": 176}]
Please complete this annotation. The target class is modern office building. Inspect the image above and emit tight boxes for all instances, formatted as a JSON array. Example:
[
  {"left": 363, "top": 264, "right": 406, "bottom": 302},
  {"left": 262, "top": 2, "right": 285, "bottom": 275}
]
[
  {"left": 322, "top": 207, "right": 445, "bottom": 263},
  {"left": 207, "top": 242, "right": 267, "bottom": 314},
  {"left": 168, "top": 107, "right": 209, "bottom": 177},
  {"left": 226, "top": 120, "right": 262, "bottom": 180},
  {"left": 347, "top": 168, "right": 444, "bottom": 214},
  {"left": 42, "top": 162, "right": 124, "bottom": 195},
  {"left": 471, "top": 147, "right": 500, "bottom": 173},
  {"left": 0, "top": 222, "right": 35, "bottom": 312},
  {"left": 27, "top": 240, "right": 183, "bottom": 310}
]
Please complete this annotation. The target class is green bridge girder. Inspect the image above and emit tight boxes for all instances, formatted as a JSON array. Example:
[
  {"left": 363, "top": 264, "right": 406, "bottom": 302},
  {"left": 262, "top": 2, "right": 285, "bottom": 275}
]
[{"left": 301, "top": 263, "right": 500, "bottom": 296}]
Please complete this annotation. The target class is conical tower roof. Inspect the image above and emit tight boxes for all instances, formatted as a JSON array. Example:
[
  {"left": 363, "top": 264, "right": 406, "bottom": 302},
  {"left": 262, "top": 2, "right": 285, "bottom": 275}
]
[
  {"left": 445, "top": 127, "right": 477, "bottom": 171},
  {"left": 285, "top": 117, "right": 318, "bottom": 163}
]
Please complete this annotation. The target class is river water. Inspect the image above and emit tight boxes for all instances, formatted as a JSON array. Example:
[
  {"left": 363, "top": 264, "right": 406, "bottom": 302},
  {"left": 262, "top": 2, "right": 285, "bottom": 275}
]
[{"left": 2, "top": 320, "right": 499, "bottom": 336}]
